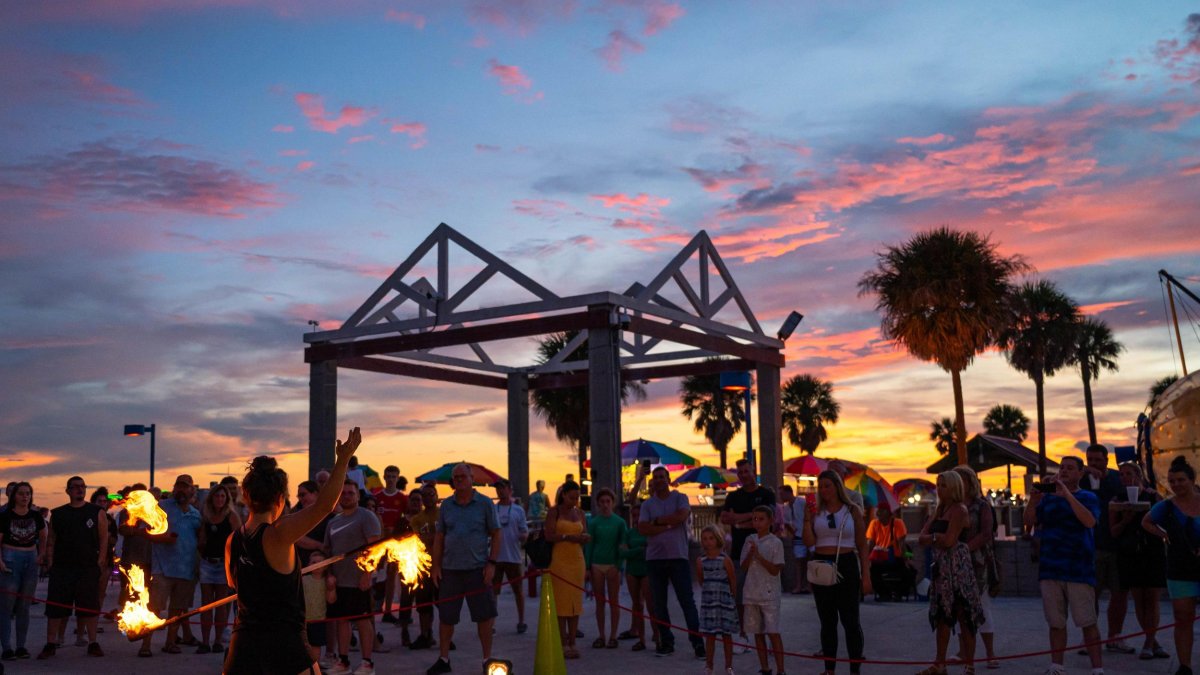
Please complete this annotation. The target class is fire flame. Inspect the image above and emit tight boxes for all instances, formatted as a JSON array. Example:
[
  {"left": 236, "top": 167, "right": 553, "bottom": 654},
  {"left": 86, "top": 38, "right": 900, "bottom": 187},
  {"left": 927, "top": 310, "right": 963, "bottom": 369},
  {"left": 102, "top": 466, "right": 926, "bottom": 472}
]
[
  {"left": 124, "top": 490, "right": 168, "bottom": 535},
  {"left": 355, "top": 536, "right": 431, "bottom": 589},
  {"left": 117, "top": 564, "right": 164, "bottom": 636}
]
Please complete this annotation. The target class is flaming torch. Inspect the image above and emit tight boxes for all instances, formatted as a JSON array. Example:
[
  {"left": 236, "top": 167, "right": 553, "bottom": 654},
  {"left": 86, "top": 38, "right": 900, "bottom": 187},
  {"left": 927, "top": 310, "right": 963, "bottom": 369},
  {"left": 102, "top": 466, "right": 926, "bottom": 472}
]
[
  {"left": 123, "top": 490, "right": 168, "bottom": 535},
  {"left": 355, "top": 534, "right": 431, "bottom": 589},
  {"left": 116, "top": 564, "right": 164, "bottom": 636}
]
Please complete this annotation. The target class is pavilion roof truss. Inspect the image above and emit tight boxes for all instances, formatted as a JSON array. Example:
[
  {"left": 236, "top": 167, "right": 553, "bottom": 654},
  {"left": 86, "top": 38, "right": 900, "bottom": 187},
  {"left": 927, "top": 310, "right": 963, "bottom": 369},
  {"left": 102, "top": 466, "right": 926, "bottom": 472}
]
[{"left": 304, "top": 224, "right": 784, "bottom": 389}]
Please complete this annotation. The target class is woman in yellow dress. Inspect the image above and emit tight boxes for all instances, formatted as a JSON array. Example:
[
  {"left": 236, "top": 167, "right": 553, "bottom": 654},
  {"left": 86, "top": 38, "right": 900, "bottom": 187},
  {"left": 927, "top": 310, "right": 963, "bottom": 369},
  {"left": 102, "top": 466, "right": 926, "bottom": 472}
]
[{"left": 546, "top": 480, "right": 589, "bottom": 659}]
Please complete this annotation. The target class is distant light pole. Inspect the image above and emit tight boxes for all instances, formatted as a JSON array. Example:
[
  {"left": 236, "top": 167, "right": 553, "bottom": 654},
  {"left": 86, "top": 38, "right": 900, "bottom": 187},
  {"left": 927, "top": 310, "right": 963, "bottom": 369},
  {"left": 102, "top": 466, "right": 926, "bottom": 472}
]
[
  {"left": 124, "top": 424, "right": 156, "bottom": 488},
  {"left": 720, "top": 372, "right": 754, "bottom": 475}
]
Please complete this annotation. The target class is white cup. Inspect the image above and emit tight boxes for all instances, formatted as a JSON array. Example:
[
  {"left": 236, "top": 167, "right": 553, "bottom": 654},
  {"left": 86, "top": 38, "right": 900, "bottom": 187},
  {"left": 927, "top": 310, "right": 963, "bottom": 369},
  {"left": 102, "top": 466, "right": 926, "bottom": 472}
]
[{"left": 1126, "top": 486, "right": 1140, "bottom": 503}]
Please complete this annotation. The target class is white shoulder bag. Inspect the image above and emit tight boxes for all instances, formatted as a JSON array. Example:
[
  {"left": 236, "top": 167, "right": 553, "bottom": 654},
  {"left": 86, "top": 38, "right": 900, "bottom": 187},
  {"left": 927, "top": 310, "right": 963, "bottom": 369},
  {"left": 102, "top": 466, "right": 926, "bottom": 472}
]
[{"left": 807, "top": 509, "right": 848, "bottom": 586}]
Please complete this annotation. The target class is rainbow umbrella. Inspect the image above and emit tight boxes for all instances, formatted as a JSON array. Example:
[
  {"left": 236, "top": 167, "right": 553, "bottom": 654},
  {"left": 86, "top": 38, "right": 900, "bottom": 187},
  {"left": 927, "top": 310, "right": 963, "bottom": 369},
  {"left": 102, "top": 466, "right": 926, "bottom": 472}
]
[
  {"left": 416, "top": 461, "right": 504, "bottom": 486},
  {"left": 783, "top": 454, "right": 828, "bottom": 476},
  {"left": 843, "top": 471, "right": 899, "bottom": 510},
  {"left": 620, "top": 439, "right": 699, "bottom": 470},
  {"left": 672, "top": 465, "right": 737, "bottom": 488},
  {"left": 358, "top": 463, "right": 384, "bottom": 491},
  {"left": 892, "top": 478, "right": 936, "bottom": 502}
]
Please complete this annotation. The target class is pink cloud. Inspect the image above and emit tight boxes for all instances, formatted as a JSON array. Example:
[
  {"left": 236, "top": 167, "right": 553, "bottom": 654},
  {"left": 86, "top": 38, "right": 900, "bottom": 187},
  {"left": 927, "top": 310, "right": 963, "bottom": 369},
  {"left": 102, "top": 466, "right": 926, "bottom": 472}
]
[
  {"left": 485, "top": 59, "right": 542, "bottom": 101},
  {"left": 1080, "top": 300, "right": 1136, "bottom": 315},
  {"left": 279, "top": 149, "right": 307, "bottom": 157},
  {"left": 384, "top": 9, "right": 426, "bottom": 29},
  {"left": 896, "top": 133, "right": 954, "bottom": 146},
  {"left": 590, "top": 192, "right": 669, "bottom": 211},
  {"left": 643, "top": 2, "right": 684, "bottom": 35},
  {"left": 0, "top": 49, "right": 144, "bottom": 111},
  {"left": 272, "top": 124, "right": 294, "bottom": 133},
  {"left": 63, "top": 68, "right": 142, "bottom": 107},
  {"left": 468, "top": 0, "right": 576, "bottom": 36},
  {"left": 682, "top": 160, "right": 767, "bottom": 194},
  {"left": 1154, "top": 13, "right": 1200, "bottom": 83},
  {"left": 296, "top": 160, "right": 315, "bottom": 171},
  {"left": 348, "top": 134, "right": 374, "bottom": 144},
  {"left": 596, "top": 29, "right": 644, "bottom": 71},
  {"left": 388, "top": 121, "right": 427, "bottom": 148},
  {"left": 294, "top": 92, "right": 376, "bottom": 134}
]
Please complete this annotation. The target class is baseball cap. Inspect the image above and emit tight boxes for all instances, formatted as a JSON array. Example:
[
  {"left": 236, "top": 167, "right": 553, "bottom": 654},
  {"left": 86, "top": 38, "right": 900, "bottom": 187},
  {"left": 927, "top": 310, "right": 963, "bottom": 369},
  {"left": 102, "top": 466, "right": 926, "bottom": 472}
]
[{"left": 173, "top": 474, "right": 195, "bottom": 488}]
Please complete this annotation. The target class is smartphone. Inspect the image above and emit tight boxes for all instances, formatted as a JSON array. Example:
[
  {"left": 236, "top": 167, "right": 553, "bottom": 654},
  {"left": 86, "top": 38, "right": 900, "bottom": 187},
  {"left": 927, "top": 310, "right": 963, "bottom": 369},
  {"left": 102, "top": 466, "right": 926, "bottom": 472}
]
[
  {"left": 1033, "top": 482, "right": 1057, "bottom": 493},
  {"left": 641, "top": 459, "right": 652, "bottom": 470}
]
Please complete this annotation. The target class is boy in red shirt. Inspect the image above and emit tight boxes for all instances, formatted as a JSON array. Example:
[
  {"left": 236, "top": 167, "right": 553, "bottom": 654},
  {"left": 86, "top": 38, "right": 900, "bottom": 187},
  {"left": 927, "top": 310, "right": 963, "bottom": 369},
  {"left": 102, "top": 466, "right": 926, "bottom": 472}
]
[{"left": 373, "top": 466, "right": 408, "bottom": 624}]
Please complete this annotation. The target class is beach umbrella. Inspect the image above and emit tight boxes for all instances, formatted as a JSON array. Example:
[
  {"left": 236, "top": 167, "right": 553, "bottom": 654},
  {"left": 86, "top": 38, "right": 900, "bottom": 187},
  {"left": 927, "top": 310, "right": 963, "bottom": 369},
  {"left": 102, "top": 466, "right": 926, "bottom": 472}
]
[
  {"left": 358, "top": 463, "right": 384, "bottom": 491},
  {"left": 416, "top": 461, "right": 504, "bottom": 486},
  {"left": 620, "top": 439, "right": 699, "bottom": 470},
  {"left": 844, "top": 471, "right": 899, "bottom": 510},
  {"left": 782, "top": 454, "right": 828, "bottom": 476},
  {"left": 672, "top": 466, "right": 738, "bottom": 488},
  {"left": 892, "top": 478, "right": 936, "bottom": 502}
]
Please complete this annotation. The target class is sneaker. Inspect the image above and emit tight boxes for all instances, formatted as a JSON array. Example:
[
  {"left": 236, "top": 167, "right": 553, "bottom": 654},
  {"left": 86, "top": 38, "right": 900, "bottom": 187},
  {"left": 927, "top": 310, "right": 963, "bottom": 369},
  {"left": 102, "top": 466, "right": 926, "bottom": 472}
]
[
  {"left": 655, "top": 643, "right": 675, "bottom": 657},
  {"left": 409, "top": 635, "right": 432, "bottom": 650},
  {"left": 427, "top": 657, "right": 453, "bottom": 674},
  {"left": 1105, "top": 641, "right": 1135, "bottom": 654},
  {"left": 326, "top": 662, "right": 351, "bottom": 675},
  {"left": 0, "top": 650, "right": 13, "bottom": 661},
  {"left": 320, "top": 653, "right": 339, "bottom": 670},
  {"left": 694, "top": 643, "right": 706, "bottom": 659},
  {"left": 374, "top": 632, "right": 391, "bottom": 654},
  {"left": 517, "top": 622, "right": 528, "bottom": 634},
  {"left": 1041, "top": 666, "right": 1064, "bottom": 675},
  {"left": 36, "top": 643, "right": 56, "bottom": 660},
  {"left": 87, "top": 642, "right": 105, "bottom": 657},
  {"left": 353, "top": 660, "right": 376, "bottom": 675},
  {"left": 14, "top": 648, "right": 29, "bottom": 659}
]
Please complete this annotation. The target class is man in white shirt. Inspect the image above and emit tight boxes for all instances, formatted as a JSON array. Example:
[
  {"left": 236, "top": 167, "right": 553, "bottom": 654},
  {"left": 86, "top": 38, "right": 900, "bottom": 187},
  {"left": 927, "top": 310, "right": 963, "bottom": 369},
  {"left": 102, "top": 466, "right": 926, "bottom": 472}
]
[{"left": 491, "top": 480, "right": 529, "bottom": 634}]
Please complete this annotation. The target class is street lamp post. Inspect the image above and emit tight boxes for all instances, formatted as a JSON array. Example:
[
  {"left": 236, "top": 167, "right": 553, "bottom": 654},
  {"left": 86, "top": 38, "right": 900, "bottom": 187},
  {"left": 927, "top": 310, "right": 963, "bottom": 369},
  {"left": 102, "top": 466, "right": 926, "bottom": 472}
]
[
  {"left": 720, "top": 372, "right": 754, "bottom": 475},
  {"left": 124, "top": 424, "right": 156, "bottom": 488}
]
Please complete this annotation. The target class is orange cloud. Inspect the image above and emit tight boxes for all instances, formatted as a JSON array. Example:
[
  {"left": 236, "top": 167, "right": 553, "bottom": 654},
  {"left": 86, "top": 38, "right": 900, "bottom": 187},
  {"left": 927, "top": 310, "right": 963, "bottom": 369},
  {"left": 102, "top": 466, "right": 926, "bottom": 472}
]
[
  {"left": 1080, "top": 300, "right": 1136, "bottom": 315},
  {"left": 294, "top": 92, "right": 376, "bottom": 134}
]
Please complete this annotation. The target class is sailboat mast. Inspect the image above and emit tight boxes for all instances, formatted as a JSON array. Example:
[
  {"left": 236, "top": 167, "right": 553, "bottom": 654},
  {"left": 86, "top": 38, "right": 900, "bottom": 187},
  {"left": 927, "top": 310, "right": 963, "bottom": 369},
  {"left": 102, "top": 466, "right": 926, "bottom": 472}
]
[{"left": 1160, "top": 269, "right": 1194, "bottom": 376}]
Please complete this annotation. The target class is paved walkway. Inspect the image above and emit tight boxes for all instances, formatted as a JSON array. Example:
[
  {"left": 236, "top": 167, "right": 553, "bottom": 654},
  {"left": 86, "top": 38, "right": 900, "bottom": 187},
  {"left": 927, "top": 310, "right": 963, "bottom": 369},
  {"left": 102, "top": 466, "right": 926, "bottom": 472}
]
[{"left": 6, "top": 576, "right": 1193, "bottom": 674}]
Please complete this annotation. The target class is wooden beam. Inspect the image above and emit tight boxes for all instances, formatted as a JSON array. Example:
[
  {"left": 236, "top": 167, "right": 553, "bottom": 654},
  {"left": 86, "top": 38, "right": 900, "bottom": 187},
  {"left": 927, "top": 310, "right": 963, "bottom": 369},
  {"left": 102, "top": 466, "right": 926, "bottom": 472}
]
[
  {"left": 626, "top": 315, "right": 784, "bottom": 366},
  {"left": 338, "top": 356, "right": 507, "bottom": 389},
  {"left": 528, "top": 357, "right": 761, "bottom": 390},
  {"left": 306, "top": 310, "right": 597, "bottom": 362}
]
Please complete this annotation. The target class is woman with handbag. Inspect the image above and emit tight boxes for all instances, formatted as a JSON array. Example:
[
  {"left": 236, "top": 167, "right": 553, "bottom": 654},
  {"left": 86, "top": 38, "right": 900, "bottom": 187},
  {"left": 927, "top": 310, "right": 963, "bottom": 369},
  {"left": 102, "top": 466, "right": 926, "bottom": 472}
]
[
  {"left": 802, "top": 470, "right": 870, "bottom": 675},
  {"left": 916, "top": 471, "right": 985, "bottom": 675},
  {"left": 1111, "top": 461, "right": 1168, "bottom": 660},
  {"left": 952, "top": 466, "right": 998, "bottom": 669},
  {"left": 1142, "top": 455, "right": 1200, "bottom": 675}
]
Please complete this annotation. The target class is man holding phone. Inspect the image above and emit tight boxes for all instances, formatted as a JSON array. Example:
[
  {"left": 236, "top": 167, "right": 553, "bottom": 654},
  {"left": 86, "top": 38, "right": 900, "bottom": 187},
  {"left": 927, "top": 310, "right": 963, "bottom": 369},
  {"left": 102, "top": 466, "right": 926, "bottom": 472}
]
[{"left": 1023, "top": 456, "right": 1104, "bottom": 675}]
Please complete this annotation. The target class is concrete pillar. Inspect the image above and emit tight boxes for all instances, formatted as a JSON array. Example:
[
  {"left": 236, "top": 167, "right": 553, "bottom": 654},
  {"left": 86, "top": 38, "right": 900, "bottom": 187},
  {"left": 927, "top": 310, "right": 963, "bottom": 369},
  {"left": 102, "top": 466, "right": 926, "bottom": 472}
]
[
  {"left": 507, "top": 372, "right": 531, "bottom": 503},
  {"left": 756, "top": 361, "right": 783, "bottom": 492},
  {"left": 309, "top": 359, "right": 338, "bottom": 480},
  {"left": 589, "top": 307, "right": 622, "bottom": 500}
]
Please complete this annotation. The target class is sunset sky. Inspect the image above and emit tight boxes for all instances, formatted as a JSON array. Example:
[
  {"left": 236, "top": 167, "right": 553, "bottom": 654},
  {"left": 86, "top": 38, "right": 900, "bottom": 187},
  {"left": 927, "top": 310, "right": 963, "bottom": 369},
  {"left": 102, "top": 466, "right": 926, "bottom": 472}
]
[{"left": 2, "top": 1, "right": 1199, "bottom": 502}]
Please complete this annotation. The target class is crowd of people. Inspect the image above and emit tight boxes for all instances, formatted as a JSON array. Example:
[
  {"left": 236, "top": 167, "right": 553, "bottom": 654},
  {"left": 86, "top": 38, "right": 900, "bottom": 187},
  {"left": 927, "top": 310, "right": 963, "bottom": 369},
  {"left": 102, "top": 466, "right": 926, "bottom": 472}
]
[{"left": 6, "top": 434, "right": 1200, "bottom": 675}]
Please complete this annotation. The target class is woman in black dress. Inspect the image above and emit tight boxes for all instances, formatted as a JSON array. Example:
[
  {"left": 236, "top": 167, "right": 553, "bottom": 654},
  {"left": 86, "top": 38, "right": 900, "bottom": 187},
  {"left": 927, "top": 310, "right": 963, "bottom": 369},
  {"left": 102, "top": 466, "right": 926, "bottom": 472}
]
[{"left": 224, "top": 428, "right": 361, "bottom": 675}]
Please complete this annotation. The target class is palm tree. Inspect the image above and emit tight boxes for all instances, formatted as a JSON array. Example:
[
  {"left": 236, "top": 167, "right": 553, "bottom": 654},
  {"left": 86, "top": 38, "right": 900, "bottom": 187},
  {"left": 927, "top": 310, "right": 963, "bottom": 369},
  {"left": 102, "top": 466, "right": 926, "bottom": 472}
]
[
  {"left": 679, "top": 368, "right": 746, "bottom": 469},
  {"left": 859, "top": 227, "right": 1027, "bottom": 465},
  {"left": 530, "top": 331, "right": 645, "bottom": 486},
  {"left": 1148, "top": 375, "right": 1180, "bottom": 407},
  {"left": 781, "top": 374, "right": 840, "bottom": 455},
  {"left": 983, "top": 404, "right": 1030, "bottom": 442},
  {"left": 1070, "top": 317, "right": 1123, "bottom": 446},
  {"left": 930, "top": 417, "right": 957, "bottom": 455},
  {"left": 1000, "top": 280, "right": 1081, "bottom": 476}
]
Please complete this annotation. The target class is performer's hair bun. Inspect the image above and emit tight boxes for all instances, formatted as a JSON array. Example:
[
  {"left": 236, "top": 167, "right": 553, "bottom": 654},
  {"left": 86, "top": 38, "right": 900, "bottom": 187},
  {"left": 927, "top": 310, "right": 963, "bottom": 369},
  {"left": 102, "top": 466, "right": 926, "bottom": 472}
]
[{"left": 242, "top": 455, "right": 288, "bottom": 514}]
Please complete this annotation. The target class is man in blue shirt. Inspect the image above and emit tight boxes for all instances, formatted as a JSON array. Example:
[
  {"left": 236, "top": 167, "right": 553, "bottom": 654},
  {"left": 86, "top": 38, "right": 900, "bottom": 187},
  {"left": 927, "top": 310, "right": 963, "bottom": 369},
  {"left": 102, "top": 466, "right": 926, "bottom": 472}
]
[
  {"left": 638, "top": 466, "right": 704, "bottom": 659},
  {"left": 426, "top": 464, "right": 501, "bottom": 675},
  {"left": 153, "top": 475, "right": 202, "bottom": 654},
  {"left": 1024, "top": 456, "right": 1104, "bottom": 675}
]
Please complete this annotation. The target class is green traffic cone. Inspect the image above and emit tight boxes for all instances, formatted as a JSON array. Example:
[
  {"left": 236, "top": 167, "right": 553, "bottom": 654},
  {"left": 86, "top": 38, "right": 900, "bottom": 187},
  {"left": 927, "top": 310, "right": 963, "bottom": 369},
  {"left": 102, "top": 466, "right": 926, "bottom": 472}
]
[{"left": 533, "top": 573, "right": 567, "bottom": 674}]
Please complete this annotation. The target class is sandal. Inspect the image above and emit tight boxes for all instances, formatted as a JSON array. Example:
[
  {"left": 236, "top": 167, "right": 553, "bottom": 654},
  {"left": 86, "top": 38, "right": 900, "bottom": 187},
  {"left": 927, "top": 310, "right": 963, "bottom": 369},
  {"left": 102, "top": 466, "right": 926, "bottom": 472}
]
[
  {"left": 138, "top": 647, "right": 153, "bottom": 657},
  {"left": 607, "top": 638, "right": 619, "bottom": 649},
  {"left": 632, "top": 641, "right": 646, "bottom": 652},
  {"left": 565, "top": 647, "right": 580, "bottom": 659},
  {"left": 161, "top": 644, "right": 181, "bottom": 654},
  {"left": 915, "top": 667, "right": 947, "bottom": 675},
  {"left": 592, "top": 637, "right": 606, "bottom": 649}
]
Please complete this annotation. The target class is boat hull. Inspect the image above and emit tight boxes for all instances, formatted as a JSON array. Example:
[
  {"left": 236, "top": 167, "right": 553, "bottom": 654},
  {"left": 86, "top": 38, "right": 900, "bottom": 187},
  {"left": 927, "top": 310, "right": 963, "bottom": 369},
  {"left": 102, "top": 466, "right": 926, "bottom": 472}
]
[{"left": 1150, "top": 371, "right": 1200, "bottom": 490}]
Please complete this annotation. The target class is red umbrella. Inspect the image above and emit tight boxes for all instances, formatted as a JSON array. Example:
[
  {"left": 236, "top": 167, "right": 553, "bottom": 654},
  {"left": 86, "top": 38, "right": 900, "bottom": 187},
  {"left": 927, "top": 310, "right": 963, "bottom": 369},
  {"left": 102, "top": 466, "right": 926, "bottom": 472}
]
[{"left": 783, "top": 454, "right": 828, "bottom": 476}]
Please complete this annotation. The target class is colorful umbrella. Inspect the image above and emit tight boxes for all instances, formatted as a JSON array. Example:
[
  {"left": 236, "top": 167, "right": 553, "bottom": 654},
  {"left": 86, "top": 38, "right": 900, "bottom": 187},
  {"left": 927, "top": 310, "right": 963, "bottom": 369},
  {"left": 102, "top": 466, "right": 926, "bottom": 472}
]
[
  {"left": 783, "top": 454, "right": 828, "bottom": 476},
  {"left": 843, "top": 471, "right": 899, "bottom": 510},
  {"left": 358, "top": 463, "right": 384, "bottom": 491},
  {"left": 892, "top": 478, "right": 936, "bottom": 502},
  {"left": 416, "top": 461, "right": 504, "bottom": 486},
  {"left": 620, "top": 439, "right": 699, "bottom": 470},
  {"left": 672, "top": 465, "right": 737, "bottom": 488}
]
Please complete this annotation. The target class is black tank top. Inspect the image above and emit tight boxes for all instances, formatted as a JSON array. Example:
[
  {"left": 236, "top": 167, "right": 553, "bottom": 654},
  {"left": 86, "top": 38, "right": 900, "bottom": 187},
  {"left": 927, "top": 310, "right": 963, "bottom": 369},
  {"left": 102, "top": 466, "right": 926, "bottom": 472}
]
[
  {"left": 202, "top": 514, "right": 233, "bottom": 560},
  {"left": 50, "top": 503, "right": 101, "bottom": 568},
  {"left": 229, "top": 523, "right": 304, "bottom": 632}
]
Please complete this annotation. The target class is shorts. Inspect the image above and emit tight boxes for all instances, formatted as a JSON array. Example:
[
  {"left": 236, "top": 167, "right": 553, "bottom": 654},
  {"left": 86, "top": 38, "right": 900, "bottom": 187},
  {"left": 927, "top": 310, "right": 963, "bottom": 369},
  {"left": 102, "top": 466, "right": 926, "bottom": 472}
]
[
  {"left": 591, "top": 563, "right": 616, "bottom": 575},
  {"left": 199, "top": 558, "right": 227, "bottom": 585},
  {"left": 495, "top": 562, "right": 525, "bottom": 585},
  {"left": 45, "top": 566, "right": 101, "bottom": 619},
  {"left": 793, "top": 542, "right": 809, "bottom": 558},
  {"left": 328, "top": 587, "right": 372, "bottom": 620},
  {"left": 437, "top": 568, "right": 497, "bottom": 626},
  {"left": 1167, "top": 579, "right": 1200, "bottom": 600},
  {"left": 1093, "top": 550, "right": 1120, "bottom": 594},
  {"left": 1040, "top": 579, "right": 1097, "bottom": 629},
  {"left": 226, "top": 624, "right": 313, "bottom": 675},
  {"left": 151, "top": 576, "right": 197, "bottom": 613},
  {"left": 306, "top": 622, "right": 327, "bottom": 647},
  {"left": 742, "top": 603, "right": 780, "bottom": 634},
  {"left": 413, "top": 576, "right": 437, "bottom": 616}
]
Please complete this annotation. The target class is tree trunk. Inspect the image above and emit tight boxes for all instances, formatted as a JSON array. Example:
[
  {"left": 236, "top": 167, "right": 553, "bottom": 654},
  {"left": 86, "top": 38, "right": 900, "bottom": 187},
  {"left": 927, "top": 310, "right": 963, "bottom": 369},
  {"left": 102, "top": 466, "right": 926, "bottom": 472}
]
[
  {"left": 718, "top": 445, "right": 727, "bottom": 472},
  {"left": 1081, "top": 362, "right": 1097, "bottom": 447},
  {"left": 951, "top": 368, "right": 969, "bottom": 466},
  {"left": 1035, "top": 374, "right": 1047, "bottom": 478}
]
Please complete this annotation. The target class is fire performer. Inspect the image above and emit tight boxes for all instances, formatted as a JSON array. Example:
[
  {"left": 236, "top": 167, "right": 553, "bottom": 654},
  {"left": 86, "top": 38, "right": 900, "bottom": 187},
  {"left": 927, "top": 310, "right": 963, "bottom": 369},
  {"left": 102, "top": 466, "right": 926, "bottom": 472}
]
[{"left": 223, "top": 427, "right": 362, "bottom": 675}]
